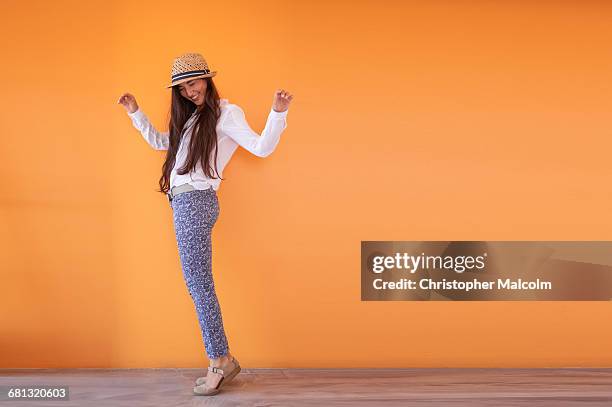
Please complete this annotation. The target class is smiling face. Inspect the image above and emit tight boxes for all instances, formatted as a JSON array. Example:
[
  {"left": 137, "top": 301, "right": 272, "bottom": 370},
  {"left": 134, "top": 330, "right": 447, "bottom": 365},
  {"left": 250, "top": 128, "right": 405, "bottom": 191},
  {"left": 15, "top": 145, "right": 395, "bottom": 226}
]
[{"left": 177, "top": 78, "right": 207, "bottom": 107}]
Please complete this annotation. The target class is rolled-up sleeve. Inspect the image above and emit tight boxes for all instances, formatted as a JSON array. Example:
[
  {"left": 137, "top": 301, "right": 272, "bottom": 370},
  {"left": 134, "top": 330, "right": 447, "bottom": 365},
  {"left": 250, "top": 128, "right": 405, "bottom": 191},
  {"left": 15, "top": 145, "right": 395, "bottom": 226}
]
[
  {"left": 127, "top": 108, "right": 170, "bottom": 150},
  {"left": 221, "top": 104, "right": 288, "bottom": 157}
]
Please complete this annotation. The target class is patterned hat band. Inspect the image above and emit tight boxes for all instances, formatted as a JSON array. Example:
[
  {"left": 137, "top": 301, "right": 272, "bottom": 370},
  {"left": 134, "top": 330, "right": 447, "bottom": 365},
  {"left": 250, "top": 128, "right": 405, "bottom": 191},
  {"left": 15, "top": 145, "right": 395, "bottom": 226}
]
[
  {"left": 166, "top": 53, "right": 217, "bottom": 88},
  {"left": 172, "top": 69, "right": 212, "bottom": 82}
]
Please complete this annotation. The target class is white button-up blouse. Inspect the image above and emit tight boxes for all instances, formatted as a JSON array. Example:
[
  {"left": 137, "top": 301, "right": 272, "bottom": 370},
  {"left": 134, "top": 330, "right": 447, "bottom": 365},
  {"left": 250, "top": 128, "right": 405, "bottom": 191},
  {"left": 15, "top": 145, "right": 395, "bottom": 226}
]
[{"left": 127, "top": 98, "right": 289, "bottom": 191}]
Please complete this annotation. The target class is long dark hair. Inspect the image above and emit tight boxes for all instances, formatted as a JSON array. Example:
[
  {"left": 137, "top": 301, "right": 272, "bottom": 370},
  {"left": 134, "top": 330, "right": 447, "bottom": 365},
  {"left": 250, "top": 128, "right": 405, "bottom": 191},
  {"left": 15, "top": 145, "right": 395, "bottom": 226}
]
[{"left": 158, "top": 77, "right": 225, "bottom": 194}]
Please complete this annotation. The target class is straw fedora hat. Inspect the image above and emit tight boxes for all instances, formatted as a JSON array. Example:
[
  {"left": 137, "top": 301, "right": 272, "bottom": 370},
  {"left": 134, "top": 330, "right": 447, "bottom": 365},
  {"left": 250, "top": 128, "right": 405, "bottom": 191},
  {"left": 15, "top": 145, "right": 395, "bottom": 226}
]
[{"left": 165, "top": 52, "right": 217, "bottom": 88}]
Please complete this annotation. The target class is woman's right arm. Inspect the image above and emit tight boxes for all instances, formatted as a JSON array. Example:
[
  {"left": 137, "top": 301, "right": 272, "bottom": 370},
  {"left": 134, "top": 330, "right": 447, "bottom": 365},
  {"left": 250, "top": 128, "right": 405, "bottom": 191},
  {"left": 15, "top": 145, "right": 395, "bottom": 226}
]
[
  {"left": 127, "top": 108, "right": 170, "bottom": 151},
  {"left": 118, "top": 92, "right": 169, "bottom": 150}
]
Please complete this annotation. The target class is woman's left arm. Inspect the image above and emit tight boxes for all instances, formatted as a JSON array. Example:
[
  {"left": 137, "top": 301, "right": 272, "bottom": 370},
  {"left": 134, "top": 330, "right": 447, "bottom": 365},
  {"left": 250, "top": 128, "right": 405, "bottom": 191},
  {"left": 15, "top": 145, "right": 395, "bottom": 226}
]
[{"left": 222, "top": 89, "right": 294, "bottom": 157}]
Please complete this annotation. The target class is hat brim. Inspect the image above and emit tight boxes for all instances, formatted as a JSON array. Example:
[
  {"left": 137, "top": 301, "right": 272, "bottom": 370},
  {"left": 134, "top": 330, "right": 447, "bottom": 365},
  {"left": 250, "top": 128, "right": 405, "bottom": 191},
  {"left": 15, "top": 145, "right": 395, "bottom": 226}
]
[{"left": 165, "top": 71, "right": 217, "bottom": 88}]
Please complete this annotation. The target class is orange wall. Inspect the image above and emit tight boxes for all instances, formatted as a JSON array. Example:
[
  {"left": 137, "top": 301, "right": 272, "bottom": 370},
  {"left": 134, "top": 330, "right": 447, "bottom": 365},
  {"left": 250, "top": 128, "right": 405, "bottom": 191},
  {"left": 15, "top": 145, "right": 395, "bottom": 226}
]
[{"left": 1, "top": 0, "right": 612, "bottom": 368}]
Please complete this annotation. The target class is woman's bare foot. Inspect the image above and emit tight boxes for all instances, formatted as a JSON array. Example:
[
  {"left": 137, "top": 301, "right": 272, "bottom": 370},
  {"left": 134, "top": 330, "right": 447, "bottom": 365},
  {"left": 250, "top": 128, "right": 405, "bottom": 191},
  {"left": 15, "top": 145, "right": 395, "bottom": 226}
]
[{"left": 210, "top": 352, "right": 232, "bottom": 368}]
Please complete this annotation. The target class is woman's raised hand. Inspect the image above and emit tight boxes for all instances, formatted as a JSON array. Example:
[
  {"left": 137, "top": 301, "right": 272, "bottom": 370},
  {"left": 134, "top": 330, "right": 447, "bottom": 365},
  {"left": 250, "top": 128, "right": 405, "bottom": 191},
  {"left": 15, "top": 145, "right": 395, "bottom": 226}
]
[
  {"left": 117, "top": 93, "right": 139, "bottom": 114},
  {"left": 272, "top": 89, "right": 294, "bottom": 113}
]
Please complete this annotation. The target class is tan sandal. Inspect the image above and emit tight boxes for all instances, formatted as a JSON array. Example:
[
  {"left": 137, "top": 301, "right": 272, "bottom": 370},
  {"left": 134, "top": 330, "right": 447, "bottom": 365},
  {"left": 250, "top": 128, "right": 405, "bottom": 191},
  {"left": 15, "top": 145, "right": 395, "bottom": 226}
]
[
  {"left": 193, "top": 356, "right": 241, "bottom": 396},
  {"left": 194, "top": 356, "right": 240, "bottom": 386}
]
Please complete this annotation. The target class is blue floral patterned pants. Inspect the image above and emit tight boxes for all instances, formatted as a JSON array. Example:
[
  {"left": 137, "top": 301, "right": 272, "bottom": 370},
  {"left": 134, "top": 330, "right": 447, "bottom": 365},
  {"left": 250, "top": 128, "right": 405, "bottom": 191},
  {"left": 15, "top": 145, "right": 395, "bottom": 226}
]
[{"left": 170, "top": 187, "right": 229, "bottom": 359}]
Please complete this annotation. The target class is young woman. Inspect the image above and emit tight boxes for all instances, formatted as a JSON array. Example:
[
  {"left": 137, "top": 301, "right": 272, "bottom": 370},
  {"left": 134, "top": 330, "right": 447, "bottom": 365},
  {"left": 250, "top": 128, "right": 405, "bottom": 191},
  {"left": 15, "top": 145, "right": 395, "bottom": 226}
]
[{"left": 117, "top": 52, "right": 293, "bottom": 396}]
